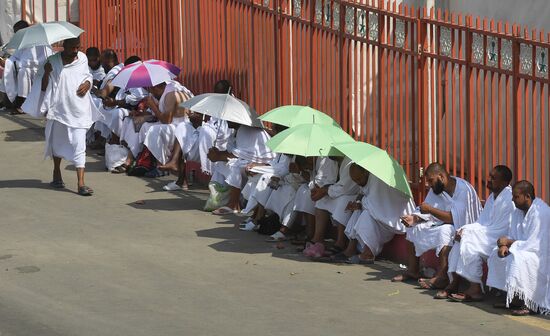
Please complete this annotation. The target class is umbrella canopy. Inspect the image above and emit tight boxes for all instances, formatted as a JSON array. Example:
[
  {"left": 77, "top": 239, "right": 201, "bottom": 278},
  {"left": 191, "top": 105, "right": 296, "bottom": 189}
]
[
  {"left": 179, "top": 93, "right": 263, "bottom": 128},
  {"left": 266, "top": 123, "right": 353, "bottom": 157},
  {"left": 111, "top": 60, "right": 178, "bottom": 89},
  {"left": 3, "top": 21, "right": 83, "bottom": 50},
  {"left": 259, "top": 105, "right": 339, "bottom": 127},
  {"left": 332, "top": 141, "right": 412, "bottom": 198}
]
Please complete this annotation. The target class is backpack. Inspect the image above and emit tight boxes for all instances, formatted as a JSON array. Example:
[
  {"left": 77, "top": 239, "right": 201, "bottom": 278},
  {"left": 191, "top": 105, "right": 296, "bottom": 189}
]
[{"left": 127, "top": 147, "right": 156, "bottom": 176}]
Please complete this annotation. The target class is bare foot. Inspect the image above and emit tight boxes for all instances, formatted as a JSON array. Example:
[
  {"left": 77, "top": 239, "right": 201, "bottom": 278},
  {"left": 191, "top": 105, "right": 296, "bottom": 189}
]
[
  {"left": 392, "top": 272, "right": 420, "bottom": 282},
  {"left": 158, "top": 161, "right": 178, "bottom": 172}
]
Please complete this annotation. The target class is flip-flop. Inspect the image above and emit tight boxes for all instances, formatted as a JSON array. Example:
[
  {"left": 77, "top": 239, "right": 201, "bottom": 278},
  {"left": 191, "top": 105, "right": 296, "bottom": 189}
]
[
  {"left": 448, "top": 293, "right": 484, "bottom": 302},
  {"left": 78, "top": 186, "right": 94, "bottom": 196},
  {"left": 418, "top": 281, "right": 438, "bottom": 290},
  {"left": 314, "top": 252, "right": 351, "bottom": 264},
  {"left": 346, "top": 255, "right": 374, "bottom": 265},
  {"left": 212, "top": 206, "right": 239, "bottom": 215},
  {"left": 265, "top": 231, "right": 287, "bottom": 242},
  {"left": 111, "top": 165, "right": 126, "bottom": 174},
  {"left": 510, "top": 306, "right": 535, "bottom": 316},
  {"left": 434, "top": 290, "right": 453, "bottom": 300},
  {"left": 391, "top": 273, "right": 420, "bottom": 283},
  {"left": 50, "top": 180, "right": 65, "bottom": 189}
]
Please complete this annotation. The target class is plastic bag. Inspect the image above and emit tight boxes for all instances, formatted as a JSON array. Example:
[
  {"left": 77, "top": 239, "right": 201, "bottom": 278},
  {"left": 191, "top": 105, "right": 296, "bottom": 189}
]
[
  {"left": 105, "top": 143, "right": 128, "bottom": 171},
  {"left": 203, "top": 181, "right": 230, "bottom": 212}
]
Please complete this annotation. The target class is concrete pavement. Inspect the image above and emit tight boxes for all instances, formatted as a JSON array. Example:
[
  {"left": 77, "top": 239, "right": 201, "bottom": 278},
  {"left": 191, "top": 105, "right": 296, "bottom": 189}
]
[{"left": 0, "top": 112, "right": 549, "bottom": 336}]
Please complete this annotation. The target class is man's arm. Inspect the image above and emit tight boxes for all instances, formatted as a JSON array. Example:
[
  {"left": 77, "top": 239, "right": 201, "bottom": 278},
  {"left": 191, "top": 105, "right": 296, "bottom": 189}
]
[
  {"left": 419, "top": 203, "right": 453, "bottom": 223},
  {"left": 41, "top": 62, "right": 53, "bottom": 91}
]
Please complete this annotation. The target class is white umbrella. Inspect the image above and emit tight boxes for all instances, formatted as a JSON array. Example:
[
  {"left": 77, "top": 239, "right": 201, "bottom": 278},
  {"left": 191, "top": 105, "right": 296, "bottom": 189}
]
[
  {"left": 179, "top": 93, "right": 263, "bottom": 128},
  {"left": 3, "top": 21, "right": 83, "bottom": 51},
  {"left": 111, "top": 60, "right": 179, "bottom": 89}
]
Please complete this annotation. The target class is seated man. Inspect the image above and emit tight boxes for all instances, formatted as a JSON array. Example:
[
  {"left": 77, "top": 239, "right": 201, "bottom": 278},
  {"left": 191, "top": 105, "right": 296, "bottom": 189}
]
[
  {"left": 238, "top": 151, "right": 292, "bottom": 231},
  {"left": 291, "top": 157, "right": 339, "bottom": 244},
  {"left": 446, "top": 165, "right": 515, "bottom": 302},
  {"left": 99, "top": 56, "right": 147, "bottom": 141},
  {"left": 330, "top": 163, "right": 416, "bottom": 264},
  {"left": 207, "top": 123, "right": 275, "bottom": 214},
  {"left": 303, "top": 157, "right": 361, "bottom": 258},
  {"left": 157, "top": 80, "right": 235, "bottom": 190},
  {"left": 487, "top": 181, "right": 550, "bottom": 316},
  {"left": 5, "top": 20, "right": 53, "bottom": 114},
  {"left": 393, "top": 162, "right": 481, "bottom": 291},
  {"left": 119, "top": 79, "right": 193, "bottom": 167},
  {"left": 86, "top": 47, "right": 105, "bottom": 88},
  {"left": 264, "top": 156, "right": 311, "bottom": 240}
]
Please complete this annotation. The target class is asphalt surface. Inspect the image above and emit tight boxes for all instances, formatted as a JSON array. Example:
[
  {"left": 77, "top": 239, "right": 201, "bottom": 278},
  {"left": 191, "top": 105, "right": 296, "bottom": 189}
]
[{"left": 0, "top": 111, "right": 549, "bottom": 336}]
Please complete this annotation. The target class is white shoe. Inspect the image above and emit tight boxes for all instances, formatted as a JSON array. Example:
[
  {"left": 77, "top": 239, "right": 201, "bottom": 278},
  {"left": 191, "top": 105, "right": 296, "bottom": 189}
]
[
  {"left": 239, "top": 219, "right": 257, "bottom": 231},
  {"left": 163, "top": 181, "right": 182, "bottom": 191}
]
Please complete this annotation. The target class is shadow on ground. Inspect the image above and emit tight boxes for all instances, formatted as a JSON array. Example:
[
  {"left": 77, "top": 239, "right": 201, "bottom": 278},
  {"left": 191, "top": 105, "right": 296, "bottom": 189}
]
[{"left": 0, "top": 179, "right": 73, "bottom": 194}]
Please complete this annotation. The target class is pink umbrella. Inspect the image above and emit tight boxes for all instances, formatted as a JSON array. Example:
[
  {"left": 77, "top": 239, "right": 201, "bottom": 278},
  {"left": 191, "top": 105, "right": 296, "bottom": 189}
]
[{"left": 111, "top": 59, "right": 181, "bottom": 89}]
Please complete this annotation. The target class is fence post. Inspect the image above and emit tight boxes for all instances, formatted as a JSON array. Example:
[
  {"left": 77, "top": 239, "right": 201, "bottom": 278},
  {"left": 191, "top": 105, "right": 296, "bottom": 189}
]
[
  {"left": 465, "top": 16, "right": 475, "bottom": 185},
  {"left": 416, "top": 7, "right": 428, "bottom": 201},
  {"left": 512, "top": 25, "right": 522, "bottom": 181}
]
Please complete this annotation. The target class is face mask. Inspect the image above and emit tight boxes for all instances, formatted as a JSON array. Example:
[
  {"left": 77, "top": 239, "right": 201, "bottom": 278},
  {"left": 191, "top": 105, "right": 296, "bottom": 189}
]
[{"left": 432, "top": 179, "right": 445, "bottom": 195}]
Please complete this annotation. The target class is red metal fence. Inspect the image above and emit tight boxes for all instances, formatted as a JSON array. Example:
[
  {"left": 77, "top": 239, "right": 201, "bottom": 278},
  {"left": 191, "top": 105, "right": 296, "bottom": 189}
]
[
  {"left": 79, "top": 0, "right": 550, "bottom": 203},
  {"left": 18, "top": 0, "right": 77, "bottom": 23}
]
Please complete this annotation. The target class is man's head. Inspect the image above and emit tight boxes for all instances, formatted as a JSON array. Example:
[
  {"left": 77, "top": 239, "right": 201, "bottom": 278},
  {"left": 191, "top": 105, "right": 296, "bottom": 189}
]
[
  {"left": 349, "top": 163, "right": 370, "bottom": 187},
  {"left": 147, "top": 82, "right": 167, "bottom": 99},
  {"left": 214, "top": 80, "right": 232, "bottom": 94},
  {"left": 487, "top": 165, "right": 513, "bottom": 193},
  {"left": 124, "top": 55, "right": 141, "bottom": 66},
  {"left": 512, "top": 180, "right": 535, "bottom": 211},
  {"left": 100, "top": 49, "right": 118, "bottom": 72},
  {"left": 425, "top": 162, "right": 450, "bottom": 195},
  {"left": 86, "top": 47, "right": 101, "bottom": 69},
  {"left": 227, "top": 121, "right": 240, "bottom": 130},
  {"left": 62, "top": 37, "right": 81, "bottom": 59},
  {"left": 13, "top": 20, "right": 29, "bottom": 33},
  {"left": 271, "top": 123, "right": 287, "bottom": 135}
]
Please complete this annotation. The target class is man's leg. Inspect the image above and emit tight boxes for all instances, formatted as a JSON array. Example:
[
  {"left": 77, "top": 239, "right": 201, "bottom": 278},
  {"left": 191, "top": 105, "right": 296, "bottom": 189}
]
[
  {"left": 334, "top": 223, "right": 348, "bottom": 250},
  {"left": 226, "top": 186, "right": 241, "bottom": 211},
  {"left": 77, "top": 167, "right": 86, "bottom": 188},
  {"left": 343, "top": 239, "right": 358, "bottom": 257},
  {"left": 312, "top": 209, "right": 330, "bottom": 244},
  {"left": 158, "top": 140, "right": 183, "bottom": 172},
  {"left": 426, "top": 245, "right": 451, "bottom": 289},
  {"left": 392, "top": 240, "right": 420, "bottom": 281},
  {"left": 53, "top": 156, "right": 62, "bottom": 182}
]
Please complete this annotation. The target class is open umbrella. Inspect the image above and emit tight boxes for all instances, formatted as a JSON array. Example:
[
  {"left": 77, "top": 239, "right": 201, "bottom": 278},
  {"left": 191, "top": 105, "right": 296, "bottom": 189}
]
[
  {"left": 332, "top": 141, "right": 412, "bottom": 197},
  {"left": 266, "top": 123, "right": 352, "bottom": 157},
  {"left": 111, "top": 60, "right": 178, "bottom": 89},
  {"left": 3, "top": 21, "right": 83, "bottom": 50},
  {"left": 179, "top": 93, "right": 263, "bottom": 128},
  {"left": 259, "top": 105, "right": 339, "bottom": 127}
]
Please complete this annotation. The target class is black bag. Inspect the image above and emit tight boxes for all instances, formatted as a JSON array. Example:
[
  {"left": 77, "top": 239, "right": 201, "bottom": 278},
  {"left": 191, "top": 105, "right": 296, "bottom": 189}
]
[{"left": 257, "top": 213, "right": 281, "bottom": 235}]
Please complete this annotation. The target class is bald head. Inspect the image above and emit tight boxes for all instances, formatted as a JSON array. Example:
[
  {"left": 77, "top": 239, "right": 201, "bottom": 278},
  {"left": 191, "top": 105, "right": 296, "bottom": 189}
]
[
  {"left": 425, "top": 162, "right": 449, "bottom": 178},
  {"left": 425, "top": 162, "right": 450, "bottom": 195},
  {"left": 512, "top": 180, "right": 535, "bottom": 211}
]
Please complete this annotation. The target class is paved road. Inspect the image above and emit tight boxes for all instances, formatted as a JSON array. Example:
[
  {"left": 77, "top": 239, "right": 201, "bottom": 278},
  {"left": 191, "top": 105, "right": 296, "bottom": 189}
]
[{"left": 0, "top": 112, "right": 549, "bottom": 336}]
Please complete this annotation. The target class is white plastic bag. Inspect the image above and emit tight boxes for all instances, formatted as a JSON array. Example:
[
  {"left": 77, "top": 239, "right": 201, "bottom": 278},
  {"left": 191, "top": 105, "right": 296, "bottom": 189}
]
[
  {"left": 203, "top": 181, "right": 230, "bottom": 212},
  {"left": 105, "top": 143, "right": 128, "bottom": 171}
]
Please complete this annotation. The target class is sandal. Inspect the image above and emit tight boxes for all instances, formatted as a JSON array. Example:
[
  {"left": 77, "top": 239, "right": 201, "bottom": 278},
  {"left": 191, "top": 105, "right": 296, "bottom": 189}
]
[
  {"left": 391, "top": 273, "right": 420, "bottom": 283},
  {"left": 111, "top": 165, "right": 127, "bottom": 174},
  {"left": 265, "top": 231, "right": 287, "bottom": 242},
  {"left": 78, "top": 186, "right": 94, "bottom": 196},
  {"left": 448, "top": 293, "right": 484, "bottom": 302},
  {"left": 510, "top": 306, "right": 535, "bottom": 316},
  {"left": 346, "top": 255, "right": 374, "bottom": 265},
  {"left": 434, "top": 290, "right": 453, "bottom": 300},
  {"left": 212, "top": 206, "right": 239, "bottom": 215},
  {"left": 49, "top": 180, "right": 65, "bottom": 189}
]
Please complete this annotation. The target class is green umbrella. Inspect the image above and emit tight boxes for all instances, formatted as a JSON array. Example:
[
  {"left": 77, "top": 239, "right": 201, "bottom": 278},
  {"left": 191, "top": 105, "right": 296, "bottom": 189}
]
[
  {"left": 267, "top": 123, "right": 353, "bottom": 157},
  {"left": 259, "top": 105, "right": 339, "bottom": 127},
  {"left": 333, "top": 141, "right": 413, "bottom": 198}
]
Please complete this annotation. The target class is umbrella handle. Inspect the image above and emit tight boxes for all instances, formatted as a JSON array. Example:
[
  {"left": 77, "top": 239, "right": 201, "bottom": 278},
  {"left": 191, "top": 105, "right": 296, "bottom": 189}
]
[{"left": 212, "top": 86, "right": 232, "bottom": 148}]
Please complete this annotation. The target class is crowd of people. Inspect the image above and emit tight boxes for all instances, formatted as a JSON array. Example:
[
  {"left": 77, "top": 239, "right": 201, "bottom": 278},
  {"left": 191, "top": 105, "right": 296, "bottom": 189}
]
[{"left": 1, "top": 21, "right": 549, "bottom": 318}]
